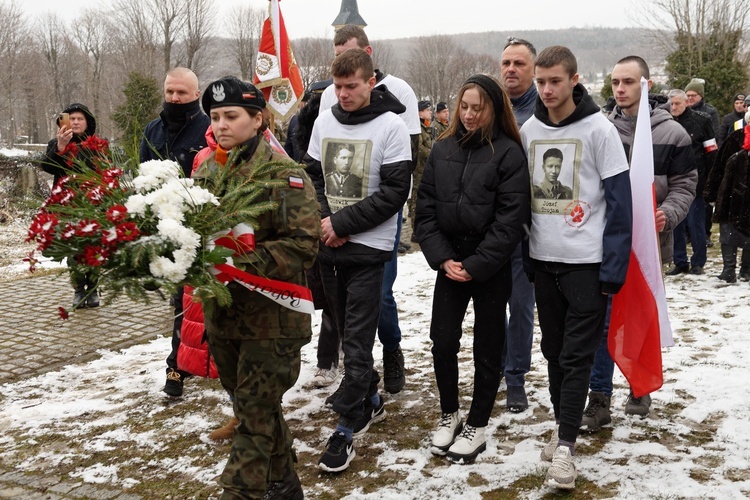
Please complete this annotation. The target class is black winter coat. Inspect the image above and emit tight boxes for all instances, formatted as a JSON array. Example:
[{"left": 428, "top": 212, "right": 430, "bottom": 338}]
[
  {"left": 714, "top": 148, "right": 750, "bottom": 233},
  {"left": 415, "top": 128, "right": 531, "bottom": 281},
  {"left": 139, "top": 104, "right": 210, "bottom": 177},
  {"left": 674, "top": 107, "right": 717, "bottom": 195}
]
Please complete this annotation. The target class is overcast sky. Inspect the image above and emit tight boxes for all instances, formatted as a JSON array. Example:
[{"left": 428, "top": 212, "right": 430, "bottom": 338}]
[{"left": 25, "top": 0, "right": 643, "bottom": 40}]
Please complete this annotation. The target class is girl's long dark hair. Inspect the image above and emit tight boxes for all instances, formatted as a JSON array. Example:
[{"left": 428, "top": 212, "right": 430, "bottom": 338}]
[{"left": 439, "top": 81, "right": 522, "bottom": 148}]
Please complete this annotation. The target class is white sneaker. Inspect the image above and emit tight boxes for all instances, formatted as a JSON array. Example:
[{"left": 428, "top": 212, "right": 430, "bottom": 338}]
[
  {"left": 311, "top": 365, "right": 339, "bottom": 388},
  {"left": 430, "top": 411, "right": 463, "bottom": 455},
  {"left": 446, "top": 424, "right": 486, "bottom": 463},
  {"left": 545, "top": 446, "right": 577, "bottom": 490},
  {"left": 540, "top": 430, "right": 559, "bottom": 462}
]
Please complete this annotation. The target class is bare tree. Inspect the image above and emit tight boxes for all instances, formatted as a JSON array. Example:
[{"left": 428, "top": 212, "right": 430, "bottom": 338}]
[
  {"left": 371, "top": 40, "right": 399, "bottom": 75},
  {"left": 406, "top": 35, "right": 464, "bottom": 105},
  {"left": 147, "top": 0, "right": 186, "bottom": 74},
  {"left": 0, "top": 0, "right": 28, "bottom": 146},
  {"left": 294, "top": 37, "right": 333, "bottom": 89},
  {"left": 638, "top": 0, "right": 750, "bottom": 112},
  {"left": 182, "top": 0, "right": 216, "bottom": 74},
  {"left": 113, "top": 0, "right": 159, "bottom": 77},
  {"left": 227, "top": 5, "right": 265, "bottom": 81},
  {"left": 72, "top": 9, "right": 111, "bottom": 116},
  {"left": 36, "top": 13, "right": 84, "bottom": 111}
]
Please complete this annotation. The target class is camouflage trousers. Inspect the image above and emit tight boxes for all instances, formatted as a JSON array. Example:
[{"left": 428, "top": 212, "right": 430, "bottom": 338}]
[{"left": 207, "top": 336, "right": 307, "bottom": 499}]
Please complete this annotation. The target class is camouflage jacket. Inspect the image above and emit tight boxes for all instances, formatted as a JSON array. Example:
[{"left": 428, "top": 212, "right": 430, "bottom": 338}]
[
  {"left": 416, "top": 121, "right": 433, "bottom": 179},
  {"left": 194, "top": 137, "right": 321, "bottom": 340},
  {"left": 432, "top": 119, "right": 449, "bottom": 141}
]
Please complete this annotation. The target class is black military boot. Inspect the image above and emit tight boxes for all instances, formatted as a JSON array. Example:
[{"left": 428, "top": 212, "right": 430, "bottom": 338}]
[
  {"left": 718, "top": 244, "right": 737, "bottom": 283},
  {"left": 263, "top": 468, "right": 304, "bottom": 500}
]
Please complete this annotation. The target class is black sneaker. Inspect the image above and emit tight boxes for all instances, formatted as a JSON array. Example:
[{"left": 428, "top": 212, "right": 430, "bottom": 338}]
[
  {"left": 665, "top": 265, "right": 689, "bottom": 276},
  {"left": 262, "top": 469, "right": 304, "bottom": 500},
  {"left": 353, "top": 397, "right": 386, "bottom": 437},
  {"left": 318, "top": 431, "right": 355, "bottom": 472},
  {"left": 383, "top": 347, "right": 405, "bottom": 394},
  {"left": 740, "top": 271, "right": 750, "bottom": 282},
  {"left": 163, "top": 369, "right": 184, "bottom": 397},
  {"left": 325, "top": 377, "right": 345, "bottom": 408}
]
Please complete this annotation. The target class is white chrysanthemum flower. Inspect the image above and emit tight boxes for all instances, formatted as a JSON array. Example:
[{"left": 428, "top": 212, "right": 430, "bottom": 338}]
[
  {"left": 133, "top": 160, "right": 183, "bottom": 193},
  {"left": 124, "top": 194, "right": 148, "bottom": 216},
  {"left": 157, "top": 219, "right": 201, "bottom": 249},
  {"left": 149, "top": 256, "right": 188, "bottom": 281},
  {"left": 186, "top": 186, "right": 220, "bottom": 207}
]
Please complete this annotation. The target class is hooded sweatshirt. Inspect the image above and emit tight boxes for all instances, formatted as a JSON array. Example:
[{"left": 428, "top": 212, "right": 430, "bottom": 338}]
[
  {"left": 305, "top": 85, "right": 412, "bottom": 263},
  {"left": 609, "top": 105, "right": 697, "bottom": 263},
  {"left": 521, "top": 84, "right": 633, "bottom": 292}
]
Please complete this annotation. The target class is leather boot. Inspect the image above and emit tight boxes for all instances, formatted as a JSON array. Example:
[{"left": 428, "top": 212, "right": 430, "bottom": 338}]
[
  {"left": 263, "top": 468, "right": 304, "bottom": 500},
  {"left": 72, "top": 277, "right": 87, "bottom": 309},
  {"left": 718, "top": 244, "right": 737, "bottom": 283},
  {"left": 208, "top": 416, "right": 239, "bottom": 441}
]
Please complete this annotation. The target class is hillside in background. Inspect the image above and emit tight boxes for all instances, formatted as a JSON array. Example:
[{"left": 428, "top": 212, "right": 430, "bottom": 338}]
[{"left": 205, "top": 27, "right": 668, "bottom": 86}]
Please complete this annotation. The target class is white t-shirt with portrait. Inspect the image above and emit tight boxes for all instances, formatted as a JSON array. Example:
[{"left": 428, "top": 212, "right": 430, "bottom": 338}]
[
  {"left": 520, "top": 112, "right": 629, "bottom": 264},
  {"left": 309, "top": 108, "right": 412, "bottom": 252}
]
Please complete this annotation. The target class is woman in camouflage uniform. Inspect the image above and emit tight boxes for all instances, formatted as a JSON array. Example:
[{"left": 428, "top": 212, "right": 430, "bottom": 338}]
[{"left": 194, "top": 77, "right": 320, "bottom": 500}]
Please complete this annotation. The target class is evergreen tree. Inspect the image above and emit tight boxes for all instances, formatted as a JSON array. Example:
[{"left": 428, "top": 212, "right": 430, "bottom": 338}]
[
  {"left": 111, "top": 72, "right": 161, "bottom": 160},
  {"left": 665, "top": 23, "right": 749, "bottom": 115}
]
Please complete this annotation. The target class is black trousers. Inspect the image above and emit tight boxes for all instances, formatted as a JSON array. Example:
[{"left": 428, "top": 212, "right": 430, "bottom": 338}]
[
  {"left": 320, "top": 260, "right": 384, "bottom": 422},
  {"left": 534, "top": 262, "right": 607, "bottom": 443},
  {"left": 430, "top": 265, "right": 511, "bottom": 428}
]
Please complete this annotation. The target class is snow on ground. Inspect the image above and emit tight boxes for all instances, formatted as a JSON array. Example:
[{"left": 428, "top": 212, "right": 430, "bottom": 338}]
[{"left": 1, "top": 249, "right": 749, "bottom": 498}]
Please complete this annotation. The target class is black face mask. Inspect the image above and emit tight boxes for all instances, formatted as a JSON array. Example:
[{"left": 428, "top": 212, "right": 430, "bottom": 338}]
[{"left": 162, "top": 100, "right": 200, "bottom": 131}]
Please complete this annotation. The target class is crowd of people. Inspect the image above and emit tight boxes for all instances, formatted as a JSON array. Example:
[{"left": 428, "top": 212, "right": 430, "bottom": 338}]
[{"left": 39, "top": 22, "right": 750, "bottom": 499}]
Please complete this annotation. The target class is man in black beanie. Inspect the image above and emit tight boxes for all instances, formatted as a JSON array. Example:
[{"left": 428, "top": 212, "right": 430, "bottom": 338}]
[{"left": 139, "top": 67, "right": 211, "bottom": 398}]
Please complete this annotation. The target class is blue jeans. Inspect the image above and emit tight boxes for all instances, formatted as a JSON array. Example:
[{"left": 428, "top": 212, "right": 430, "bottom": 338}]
[
  {"left": 672, "top": 197, "right": 707, "bottom": 268},
  {"left": 377, "top": 210, "right": 402, "bottom": 352},
  {"left": 589, "top": 297, "right": 614, "bottom": 396},
  {"left": 504, "top": 243, "right": 535, "bottom": 387}
]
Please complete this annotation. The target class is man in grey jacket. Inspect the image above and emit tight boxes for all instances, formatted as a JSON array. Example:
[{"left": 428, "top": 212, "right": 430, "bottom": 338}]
[{"left": 582, "top": 55, "right": 697, "bottom": 432}]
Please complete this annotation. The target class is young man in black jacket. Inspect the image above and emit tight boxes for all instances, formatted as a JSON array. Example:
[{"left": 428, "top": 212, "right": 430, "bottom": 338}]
[
  {"left": 304, "top": 49, "right": 412, "bottom": 473},
  {"left": 139, "top": 67, "right": 210, "bottom": 398}
]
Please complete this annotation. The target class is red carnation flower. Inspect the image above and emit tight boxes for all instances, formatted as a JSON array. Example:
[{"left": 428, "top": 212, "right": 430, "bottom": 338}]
[
  {"left": 101, "top": 228, "right": 118, "bottom": 246},
  {"left": 81, "top": 245, "right": 109, "bottom": 267},
  {"left": 60, "top": 223, "right": 77, "bottom": 240},
  {"left": 115, "top": 222, "right": 140, "bottom": 242},
  {"left": 58, "top": 307, "right": 69, "bottom": 320},
  {"left": 106, "top": 204, "right": 128, "bottom": 223},
  {"left": 86, "top": 186, "right": 106, "bottom": 205},
  {"left": 76, "top": 219, "right": 101, "bottom": 236},
  {"left": 23, "top": 251, "right": 38, "bottom": 273}
]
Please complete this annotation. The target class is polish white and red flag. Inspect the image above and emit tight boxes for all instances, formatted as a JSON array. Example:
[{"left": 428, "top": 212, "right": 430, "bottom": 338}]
[
  {"left": 608, "top": 77, "right": 674, "bottom": 398},
  {"left": 254, "top": 0, "right": 305, "bottom": 122}
]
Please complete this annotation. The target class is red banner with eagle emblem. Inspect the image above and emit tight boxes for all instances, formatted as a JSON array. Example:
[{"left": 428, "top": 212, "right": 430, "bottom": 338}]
[{"left": 254, "top": 0, "right": 305, "bottom": 122}]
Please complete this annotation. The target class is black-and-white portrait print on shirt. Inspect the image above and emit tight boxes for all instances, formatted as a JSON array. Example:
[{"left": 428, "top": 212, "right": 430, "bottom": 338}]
[
  {"left": 529, "top": 139, "right": 582, "bottom": 215},
  {"left": 322, "top": 138, "right": 372, "bottom": 212}
]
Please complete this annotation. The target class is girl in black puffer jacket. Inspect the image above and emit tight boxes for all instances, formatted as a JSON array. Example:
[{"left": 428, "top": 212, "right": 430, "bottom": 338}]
[{"left": 415, "top": 74, "right": 530, "bottom": 462}]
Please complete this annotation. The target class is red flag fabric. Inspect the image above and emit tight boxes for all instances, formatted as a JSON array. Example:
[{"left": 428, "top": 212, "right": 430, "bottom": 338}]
[
  {"left": 608, "top": 77, "right": 673, "bottom": 398},
  {"left": 254, "top": 0, "right": 304, "bottom": 122}
]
